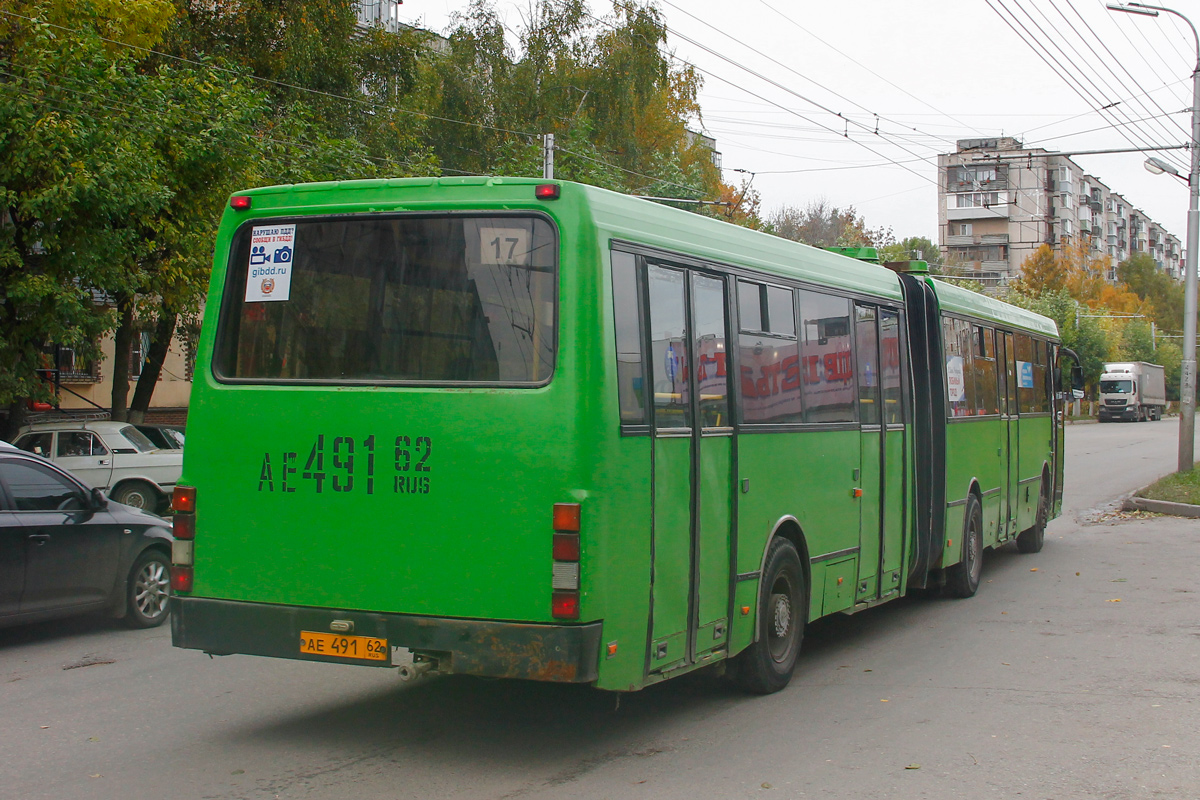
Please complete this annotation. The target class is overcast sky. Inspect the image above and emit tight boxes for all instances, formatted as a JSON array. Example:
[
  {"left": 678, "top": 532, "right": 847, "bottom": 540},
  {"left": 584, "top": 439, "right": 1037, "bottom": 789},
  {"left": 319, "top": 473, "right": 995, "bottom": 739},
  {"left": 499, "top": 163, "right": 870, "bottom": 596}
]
[{"left": 397, "top": 0, "right": 1197, "bottom": 242}]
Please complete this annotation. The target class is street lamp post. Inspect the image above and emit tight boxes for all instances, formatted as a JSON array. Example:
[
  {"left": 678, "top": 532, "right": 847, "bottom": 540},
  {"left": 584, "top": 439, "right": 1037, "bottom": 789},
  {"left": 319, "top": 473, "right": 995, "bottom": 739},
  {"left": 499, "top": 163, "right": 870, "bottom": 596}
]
[{"left": 1107, "top": 3, "right": 1198, "bottom": 472}]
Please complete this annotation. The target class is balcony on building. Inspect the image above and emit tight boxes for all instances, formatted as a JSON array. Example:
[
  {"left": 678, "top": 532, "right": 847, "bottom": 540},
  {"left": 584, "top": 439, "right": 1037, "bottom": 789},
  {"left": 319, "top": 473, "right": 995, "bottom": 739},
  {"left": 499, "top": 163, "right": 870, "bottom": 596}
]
[
  {"left": 947, "top": 191, "right": 1009, "bottom": 220},
  {"left": 357, "top": 0, "right": 404, "bottom": 32}
]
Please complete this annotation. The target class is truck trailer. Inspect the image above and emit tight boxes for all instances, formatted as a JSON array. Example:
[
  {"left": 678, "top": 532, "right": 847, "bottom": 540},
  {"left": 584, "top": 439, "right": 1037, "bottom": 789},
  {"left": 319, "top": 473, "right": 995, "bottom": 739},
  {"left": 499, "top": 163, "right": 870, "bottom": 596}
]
[{"left": 1098, "top": 361, "right": 1166, "bottom": 422}]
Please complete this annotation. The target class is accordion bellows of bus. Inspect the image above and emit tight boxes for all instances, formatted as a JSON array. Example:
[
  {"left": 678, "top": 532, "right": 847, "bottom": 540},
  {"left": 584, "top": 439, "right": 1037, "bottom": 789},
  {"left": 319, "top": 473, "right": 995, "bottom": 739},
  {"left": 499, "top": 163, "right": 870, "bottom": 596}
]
[{"left": 171, "top": 177, "right": 1073, "bottom": 695}]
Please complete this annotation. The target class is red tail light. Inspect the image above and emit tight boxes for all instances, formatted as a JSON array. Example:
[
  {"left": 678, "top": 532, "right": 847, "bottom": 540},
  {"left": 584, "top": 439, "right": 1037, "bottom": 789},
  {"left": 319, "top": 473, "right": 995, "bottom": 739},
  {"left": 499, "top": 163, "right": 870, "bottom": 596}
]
[
  {"left": 229, "top": 195, "right": 252, "bottom": 210},
  {"left": 171, "top": 565, "right": 194, "bottom": 592},
  {"left": 173, "top": 513, "right": 195, "bottom": 540},
  {"left": 551, "top": 502, "right": 581, "bottom": 618},
  {"left": 535, "top": 183, "right": 560, "bottom": 200},
  {"left": 172, "top": 485, "right": 195, "bottom": 591},
  {"left": 172, "top": 486, "right": 196, "bottom": 514},
  {"left": 553, "top": 503, "right": 580, "bottom": 532},
  {"left": 552, "top": 533, "right": 580, "bottom": 561},
  {"left": 552, "top": 591, "right": 579, "bottom": 620}
]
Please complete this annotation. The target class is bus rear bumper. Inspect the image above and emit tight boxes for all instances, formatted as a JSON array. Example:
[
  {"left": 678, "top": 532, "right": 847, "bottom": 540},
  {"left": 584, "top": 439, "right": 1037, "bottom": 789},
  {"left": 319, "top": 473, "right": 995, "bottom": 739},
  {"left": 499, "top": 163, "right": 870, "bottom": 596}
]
[{"left": 171, "top": 596, "right": 603, "bottom": 683}]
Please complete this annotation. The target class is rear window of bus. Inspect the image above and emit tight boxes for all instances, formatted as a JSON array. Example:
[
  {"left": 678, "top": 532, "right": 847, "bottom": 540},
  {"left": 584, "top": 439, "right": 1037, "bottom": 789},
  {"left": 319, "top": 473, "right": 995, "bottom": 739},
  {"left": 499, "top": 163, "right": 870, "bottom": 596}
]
[{"left": 214, "top": 214, "right": 557, "bottom": 385}]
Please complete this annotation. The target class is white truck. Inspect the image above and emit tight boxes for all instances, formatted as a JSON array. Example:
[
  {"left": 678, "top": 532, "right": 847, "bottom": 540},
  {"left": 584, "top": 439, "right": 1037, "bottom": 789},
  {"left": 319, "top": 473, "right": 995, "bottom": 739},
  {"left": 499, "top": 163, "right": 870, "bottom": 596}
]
[{"left": 1098, "top": 361, "right": 1166, "bottom": 422}]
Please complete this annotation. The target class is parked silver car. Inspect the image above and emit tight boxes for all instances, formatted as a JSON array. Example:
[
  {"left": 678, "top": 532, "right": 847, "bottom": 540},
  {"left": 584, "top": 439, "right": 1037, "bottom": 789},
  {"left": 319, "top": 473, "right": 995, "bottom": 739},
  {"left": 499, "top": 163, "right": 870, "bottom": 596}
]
[{"left": 12, "top": 421, "right": 182, "bottom": 512}]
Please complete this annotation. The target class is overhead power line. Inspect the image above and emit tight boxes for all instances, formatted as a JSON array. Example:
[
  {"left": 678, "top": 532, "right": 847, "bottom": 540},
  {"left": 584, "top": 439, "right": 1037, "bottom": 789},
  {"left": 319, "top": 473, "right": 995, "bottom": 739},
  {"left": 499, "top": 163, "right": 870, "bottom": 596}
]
[
  {"left": 574, "top": 5, "right": 943, "bottom": 187},
  {"left": 985, "top": 0, "right": 1190, "bottom": 174},
  {"left": 752, "top": 0, "right": 990, "bottom": 139}
]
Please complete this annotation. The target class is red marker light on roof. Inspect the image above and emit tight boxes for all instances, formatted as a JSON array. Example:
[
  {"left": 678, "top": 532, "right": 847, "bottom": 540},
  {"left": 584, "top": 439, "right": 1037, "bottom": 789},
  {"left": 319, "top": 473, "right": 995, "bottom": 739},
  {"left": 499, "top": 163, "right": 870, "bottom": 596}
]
[
  {"left": 535, "top": 184, "right": 560, "bottom": 200},
  {"left": 230, "top": 195, "right": 252, "bottom": 210}
]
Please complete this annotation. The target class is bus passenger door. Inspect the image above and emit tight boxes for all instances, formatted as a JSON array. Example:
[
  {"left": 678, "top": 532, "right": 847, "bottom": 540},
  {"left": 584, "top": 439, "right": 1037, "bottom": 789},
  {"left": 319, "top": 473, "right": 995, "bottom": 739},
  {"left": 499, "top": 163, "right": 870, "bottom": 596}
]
[
  {"left": 854, "top": 305, "right": 883, "bottom": 601},
  {"left": 690, "top": 273, "right": 733, "bottom": 662},
  {"left": 878, "top": 309, "right": 907, "bottom": 593},
  {"left": 1000, "top": 332, "right": 1019, "bottom": 540},
  {"left": 647, "top": 265, "right": 694, "bottom": 671},
  {"left": 645, "top": 266, "right": 734, "bottom": 671}
]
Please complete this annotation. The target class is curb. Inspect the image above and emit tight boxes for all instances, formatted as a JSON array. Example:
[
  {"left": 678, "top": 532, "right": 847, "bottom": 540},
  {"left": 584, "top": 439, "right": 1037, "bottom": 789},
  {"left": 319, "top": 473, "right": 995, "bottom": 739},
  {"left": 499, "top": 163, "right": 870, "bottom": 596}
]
[{"left": 1122, "top": 496, "right": 1200, "bottom": 518}]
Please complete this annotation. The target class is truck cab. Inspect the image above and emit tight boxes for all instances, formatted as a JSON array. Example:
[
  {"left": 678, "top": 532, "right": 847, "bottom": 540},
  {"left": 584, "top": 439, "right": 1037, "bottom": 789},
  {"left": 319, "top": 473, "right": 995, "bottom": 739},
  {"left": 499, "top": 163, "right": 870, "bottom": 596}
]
[{"left": 1098, "top": 362, "right": 1165, "bottom": 422}]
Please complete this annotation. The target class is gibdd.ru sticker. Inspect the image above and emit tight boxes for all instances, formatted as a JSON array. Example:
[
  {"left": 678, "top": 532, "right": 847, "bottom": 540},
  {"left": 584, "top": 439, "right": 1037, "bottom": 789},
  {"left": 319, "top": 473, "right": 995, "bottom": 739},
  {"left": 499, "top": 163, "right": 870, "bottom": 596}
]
[{"left": 245, "top": 225, "right": 296, "bottom": 302}]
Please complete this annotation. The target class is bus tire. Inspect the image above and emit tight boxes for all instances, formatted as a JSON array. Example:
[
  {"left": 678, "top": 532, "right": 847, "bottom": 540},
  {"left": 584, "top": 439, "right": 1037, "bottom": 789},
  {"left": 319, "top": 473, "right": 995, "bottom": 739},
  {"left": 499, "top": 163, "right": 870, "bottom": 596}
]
[
  {"left": 945, "top": 494, "right": 983, "bottom": 598},
  {"left": 1017, "top": 480, "right": 1048, "bottom": 554},
  {"left": 733, "top": 537, "right": 804, "bottom": 694}
]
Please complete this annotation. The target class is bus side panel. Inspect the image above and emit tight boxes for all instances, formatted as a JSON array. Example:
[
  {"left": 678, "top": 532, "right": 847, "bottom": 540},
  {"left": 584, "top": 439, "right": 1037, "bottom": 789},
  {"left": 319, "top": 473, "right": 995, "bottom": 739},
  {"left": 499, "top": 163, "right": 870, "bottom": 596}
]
[
  {"left": 1017, "top": 415, "right": 1052, "bottom": 530},
  {"left": 588, "top": 435, "right": 654, "bottom": 691},
  {"left": 941, "top": 420, "right": 989, "bottom": 564},
  {"left": 733, "top": 428, "right": 861, "bottom": 634}
]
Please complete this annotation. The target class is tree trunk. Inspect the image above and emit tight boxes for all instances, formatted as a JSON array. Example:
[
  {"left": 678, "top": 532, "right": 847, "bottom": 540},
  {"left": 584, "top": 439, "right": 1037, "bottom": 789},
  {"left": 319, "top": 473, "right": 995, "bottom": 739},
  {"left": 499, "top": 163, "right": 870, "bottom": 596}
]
[
  {"left": 128, "top": 312, "right": 177, "bottom": 424},
  {"left": 110, "top": 297, "right": 134, "bottom": 422},
  {"left": 2, "top": 399, "right": 29, "bottom": 442}
]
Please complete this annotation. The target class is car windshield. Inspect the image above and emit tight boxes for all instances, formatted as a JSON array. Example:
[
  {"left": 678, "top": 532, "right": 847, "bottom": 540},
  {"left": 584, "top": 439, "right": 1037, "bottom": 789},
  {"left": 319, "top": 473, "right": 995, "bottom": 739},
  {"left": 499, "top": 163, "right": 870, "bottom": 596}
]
[
  {"left": 1100, "top": 379, "right": 1132, "bottom": 394},
  {"left": 118, "top": 425, "right": 158, "bottom": 452}
]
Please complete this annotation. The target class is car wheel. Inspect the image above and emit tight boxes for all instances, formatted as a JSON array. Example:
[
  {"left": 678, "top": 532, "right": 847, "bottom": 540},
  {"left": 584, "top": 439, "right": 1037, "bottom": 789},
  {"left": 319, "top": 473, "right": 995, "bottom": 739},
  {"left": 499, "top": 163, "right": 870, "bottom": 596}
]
[
  {"left": 122, "top": 549, "right": 171, "bottom": 628},
  {"left": 945, "top": 494, "right": 983, "bottom": 598},
  {"left": 112, "top": 480, "right": 157, "bottom": 511},
  {"left": 732, "top": 537, "right": 805, "bottom": 694}
]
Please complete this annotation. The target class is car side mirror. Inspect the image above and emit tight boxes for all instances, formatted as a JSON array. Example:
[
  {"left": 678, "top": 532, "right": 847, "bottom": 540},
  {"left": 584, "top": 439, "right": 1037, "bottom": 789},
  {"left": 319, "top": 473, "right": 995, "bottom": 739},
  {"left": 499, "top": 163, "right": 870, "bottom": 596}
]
[
  {"left": 1070, "top": 365, "right": 1084, "bottom": 395},
  {"left": 90, "top": 487, "right": 108, "bottom": 510}
]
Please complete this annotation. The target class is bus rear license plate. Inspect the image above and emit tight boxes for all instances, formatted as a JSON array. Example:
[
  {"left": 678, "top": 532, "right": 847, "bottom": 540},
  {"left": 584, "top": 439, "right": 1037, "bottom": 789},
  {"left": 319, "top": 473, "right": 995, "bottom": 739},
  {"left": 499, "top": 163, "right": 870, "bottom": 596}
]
[{"left": 299, "top": 631, "right": 388, "bottom": 662}]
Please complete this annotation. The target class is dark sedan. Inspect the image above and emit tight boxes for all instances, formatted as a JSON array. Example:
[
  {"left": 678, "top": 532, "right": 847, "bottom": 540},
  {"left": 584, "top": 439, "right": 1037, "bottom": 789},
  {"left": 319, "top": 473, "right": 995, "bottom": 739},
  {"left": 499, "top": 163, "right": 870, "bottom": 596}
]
[{"left": 0, "top": 446, "right": 174, "bottom": 629}]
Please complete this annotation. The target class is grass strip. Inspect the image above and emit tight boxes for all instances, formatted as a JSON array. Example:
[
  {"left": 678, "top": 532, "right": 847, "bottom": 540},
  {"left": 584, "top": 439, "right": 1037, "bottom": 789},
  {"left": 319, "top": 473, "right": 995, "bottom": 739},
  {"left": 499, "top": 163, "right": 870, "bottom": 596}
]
[{"left": 1137, "top": 465, "right": 1200, "bottom": 507}]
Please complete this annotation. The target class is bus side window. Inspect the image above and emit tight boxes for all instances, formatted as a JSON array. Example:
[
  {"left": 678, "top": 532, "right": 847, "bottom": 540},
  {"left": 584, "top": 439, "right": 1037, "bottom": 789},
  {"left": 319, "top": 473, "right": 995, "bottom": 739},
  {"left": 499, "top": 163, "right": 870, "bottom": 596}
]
[
  {"left": 798, "top": 290, "right": 855, "bottom": 424},
  {"left": 739, "top": 282, "right": 802, "bottom": 424},
  {"left": 943, "top": 316, "right": 971, "bottom": 418},
  {"left": 1034, "top": 339, "right": 1049, "bottom": 413},
  {"left": 973, "top": 326, "right": 999, "bottom": 416},
  {"left": 647, "top": 265, "right": 691, "bottom": 429},
  {"left": 1015, "top": 334, "right": 1035, "bottom": 413},
  {"left": 611, "top": 250, "right": 647, "bottom": 426},
  {"left": 880, "top": 309, "right": 904, "bottom": 426}
]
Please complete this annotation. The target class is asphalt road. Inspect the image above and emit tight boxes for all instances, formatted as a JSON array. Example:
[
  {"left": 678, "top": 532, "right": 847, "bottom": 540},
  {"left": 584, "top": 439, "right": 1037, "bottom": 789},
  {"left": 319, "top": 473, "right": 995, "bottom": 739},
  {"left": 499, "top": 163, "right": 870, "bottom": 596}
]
[{"left": 3, "top": 418, "right": 1197, "bottom": 800}]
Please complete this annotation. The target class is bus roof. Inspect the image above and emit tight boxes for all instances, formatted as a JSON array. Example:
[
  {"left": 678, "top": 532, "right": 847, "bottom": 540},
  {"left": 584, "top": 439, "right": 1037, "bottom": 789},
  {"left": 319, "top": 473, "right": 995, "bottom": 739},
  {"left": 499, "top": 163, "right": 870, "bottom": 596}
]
[
  {"left": 223, "top": 177, "right": 906, "bottom": 304},
  {"left": 926, "top": 277, "right": 1059, "bottom": 339},
  {"left": 578, "top": 182, "right": 904, "bottom": 302}
]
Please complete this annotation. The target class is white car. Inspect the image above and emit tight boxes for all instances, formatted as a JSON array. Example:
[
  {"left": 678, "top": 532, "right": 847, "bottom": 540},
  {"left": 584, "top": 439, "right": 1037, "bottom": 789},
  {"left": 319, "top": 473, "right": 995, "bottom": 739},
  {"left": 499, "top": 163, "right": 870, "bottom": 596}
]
[{"left": 12, "top": 421, "right": 182, "bottom": 511}]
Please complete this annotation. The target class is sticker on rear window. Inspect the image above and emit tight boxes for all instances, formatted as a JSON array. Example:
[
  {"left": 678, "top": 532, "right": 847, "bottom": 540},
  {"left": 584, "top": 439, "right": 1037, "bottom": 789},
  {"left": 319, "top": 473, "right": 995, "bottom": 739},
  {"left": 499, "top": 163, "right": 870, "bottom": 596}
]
[{"left": 246, "top": 224, "right": 296, "bottom": 302}]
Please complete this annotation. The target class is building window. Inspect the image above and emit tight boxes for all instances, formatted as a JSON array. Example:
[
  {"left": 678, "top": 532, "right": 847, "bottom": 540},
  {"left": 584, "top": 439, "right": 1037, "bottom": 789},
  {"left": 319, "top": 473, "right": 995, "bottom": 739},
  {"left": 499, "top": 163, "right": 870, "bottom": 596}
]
[
  {"left": 40, "top": 344, "right": 99, "bottom": 384},
  {"left": 956, "top": 223, "right": 973, "bottom": 236},
  {"left": 955, "top": 192, "right": 1001, "bottom": 208},
  {"left": 129, "top": 331, "right": 150, "bottom": 381}
]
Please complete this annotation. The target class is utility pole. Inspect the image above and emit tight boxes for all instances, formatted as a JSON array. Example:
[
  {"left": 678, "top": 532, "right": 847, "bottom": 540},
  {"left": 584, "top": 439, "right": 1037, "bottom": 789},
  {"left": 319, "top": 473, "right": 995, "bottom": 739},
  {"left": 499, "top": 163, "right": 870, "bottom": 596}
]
[
  {"left": 542, "top": 134, "right": 555, "bottom": 180},
  {"left": 1107, "top": 2, "right": 1198, "bottom": 471}
]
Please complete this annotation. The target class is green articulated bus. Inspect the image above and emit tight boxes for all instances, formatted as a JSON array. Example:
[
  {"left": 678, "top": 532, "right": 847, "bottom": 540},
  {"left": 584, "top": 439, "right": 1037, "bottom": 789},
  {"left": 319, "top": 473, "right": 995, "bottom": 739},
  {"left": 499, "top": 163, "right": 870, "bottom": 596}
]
[{"left": 170, "top": 177, "right": 1079, "bottom": 694}]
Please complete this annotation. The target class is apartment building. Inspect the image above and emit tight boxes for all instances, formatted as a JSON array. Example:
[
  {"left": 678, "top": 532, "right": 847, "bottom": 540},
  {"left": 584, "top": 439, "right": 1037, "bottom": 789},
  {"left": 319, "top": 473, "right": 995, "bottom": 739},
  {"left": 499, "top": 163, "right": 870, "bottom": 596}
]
[{"left": 938, "top": 137, "right": 1183, "bottom": 286}]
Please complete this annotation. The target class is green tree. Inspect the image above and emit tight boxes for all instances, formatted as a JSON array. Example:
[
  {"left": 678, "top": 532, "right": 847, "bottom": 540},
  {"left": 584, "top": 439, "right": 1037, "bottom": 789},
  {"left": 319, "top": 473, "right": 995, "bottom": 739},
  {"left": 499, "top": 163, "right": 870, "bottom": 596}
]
[
  {"left": 1154, "top": 340, "right": 1183, "bottom": 402},
  {"left": 1118, "top": 252, "right": 1185, "bottom": 335},
  {"left": 767, "top": 200, "right": 891, "bottom": 248},
  {"left": 879, "top": 236, "right": 942, "bottom": 267},
  {"left": 422, "top": 1, "right": 719, "bottom": 199},
  {"left": 0, "top": 11, "right": 166, "bottom": 436},
  {"left": 1117, "top": 319, "right": 1157, "bottom": 364}
]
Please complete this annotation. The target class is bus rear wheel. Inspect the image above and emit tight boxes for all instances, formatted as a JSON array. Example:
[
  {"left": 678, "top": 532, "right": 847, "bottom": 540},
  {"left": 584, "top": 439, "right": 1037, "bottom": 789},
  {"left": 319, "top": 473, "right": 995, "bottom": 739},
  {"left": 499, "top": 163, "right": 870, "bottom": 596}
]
[
  {"left": 1017, "top": 480, "right": 1049, "bottom": 554},
  {"left": 945, "top": 494, "right": 983, "bottom": 598},
  {"left": 733, "top": 537, "right": 804, "bottom": 695}
]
